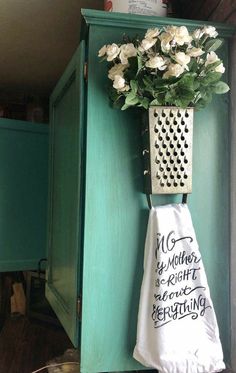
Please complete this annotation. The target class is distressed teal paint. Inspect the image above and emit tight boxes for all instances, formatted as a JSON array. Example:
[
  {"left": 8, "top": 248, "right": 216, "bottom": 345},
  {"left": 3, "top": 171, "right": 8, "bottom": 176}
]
[
  {"left": 0, "top": 118, "right": 48, "bottom": 272},
  {"left": 81, "top": 8, "right": 235, "bottom": 37},
  {"left": 46, "top": 41, "right": 85, "bottom": 347},
  {"left": 47, "top": 9, "right": 234, "bottom": 372},
  {"left": 80, "top": 13, "right": 234, "bottom": 372}
]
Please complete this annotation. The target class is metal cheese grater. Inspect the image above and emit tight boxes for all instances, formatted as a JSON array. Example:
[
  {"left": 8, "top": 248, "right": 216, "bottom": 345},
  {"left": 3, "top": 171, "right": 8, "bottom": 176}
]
[{"left": 142, "top": 106, "right": 193, "bottom": 195}]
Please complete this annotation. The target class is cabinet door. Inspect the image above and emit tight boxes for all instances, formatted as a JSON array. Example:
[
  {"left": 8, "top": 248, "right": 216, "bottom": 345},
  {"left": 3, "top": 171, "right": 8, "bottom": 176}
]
[{"left": 46, "top": 41, "right": 85, "bottom": 346}]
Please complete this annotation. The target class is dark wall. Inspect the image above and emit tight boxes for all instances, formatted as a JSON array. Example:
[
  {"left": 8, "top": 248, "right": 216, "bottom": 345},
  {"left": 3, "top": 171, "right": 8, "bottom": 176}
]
[{"left": 171, "top": 0, "right": 236, "bottom": 23}]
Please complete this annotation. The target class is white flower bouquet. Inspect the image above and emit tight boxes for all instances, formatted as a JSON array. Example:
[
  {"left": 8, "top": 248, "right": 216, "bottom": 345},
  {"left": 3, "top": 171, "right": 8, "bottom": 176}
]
[{"left": 98, "top": 25, "right": 229, "bottom": 110}]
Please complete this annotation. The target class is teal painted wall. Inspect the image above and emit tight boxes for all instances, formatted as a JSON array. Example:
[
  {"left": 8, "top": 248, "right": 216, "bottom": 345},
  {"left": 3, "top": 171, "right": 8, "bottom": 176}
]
[
  {"left": 81, "top": 14, "right": 232, "bottom": 372},
  {"left": 0, "top": 119, "right": 48, "bottom": 271}
]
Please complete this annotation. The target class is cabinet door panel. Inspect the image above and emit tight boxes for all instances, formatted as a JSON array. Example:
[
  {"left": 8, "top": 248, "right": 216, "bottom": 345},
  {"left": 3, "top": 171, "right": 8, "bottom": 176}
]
[{"left": 46, "top": 41, "right": 85, "bottom": 346}]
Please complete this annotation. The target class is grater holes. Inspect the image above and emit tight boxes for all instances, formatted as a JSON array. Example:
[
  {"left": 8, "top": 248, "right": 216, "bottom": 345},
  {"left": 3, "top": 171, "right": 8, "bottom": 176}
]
[
  {"left": 161, "top": 111, "right": 166, "bottom": 117},
  {"left": 154, "top": 125, "right": 158, "bottom": 133},
  {"left": 185, "top": 111, "right": 189, "bottom": 118},
  {"left": 166, "top": 134, "right": 170, "bottom": 141},
  {"left": 154, "top": 110, "right": 158, "bottom": 118},
  {"left": 180, "top": 181, "right": 185, "bottom": 187},
  {"left": 184, "top": 126, "right": 189, "bottom": 133},
  {"left": 161, "top": 127, "right": 166, "bottom": 133},
  {"left": 158, "top": 120, "right": 162, "bottom": 125},
  {"left": 167, "top": 181, "right": 172, "bottom": 187}
]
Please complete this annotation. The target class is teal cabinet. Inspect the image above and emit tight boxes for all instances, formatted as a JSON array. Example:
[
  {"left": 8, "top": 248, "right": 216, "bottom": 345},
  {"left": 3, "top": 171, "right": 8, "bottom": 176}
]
[
  {"left": 46, "top": 10, "right": 234, "bottom": 372},
  {"left": 0, "top": 119, "right": 48, "bottom": 272}
]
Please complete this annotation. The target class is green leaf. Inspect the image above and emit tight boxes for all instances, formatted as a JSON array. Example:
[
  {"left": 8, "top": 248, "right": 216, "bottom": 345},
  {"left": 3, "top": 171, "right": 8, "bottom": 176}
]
[
  {"left": 199, "top": 72, "right": 222, "bottom": 85},
  {"left": 138, "top": 97, "right": 149, "bottom": 109},
  {"left": 130, "top": 80, "right": 138, "bottom": 94},
  {"left": 137, "top": 55, "right": 143, "bottom": 73},
  {"left": 204, "top": 38, "right": 223, "bottom": 52},
  {"left": 125, "top": 92, "right": 139, "bottom": 106},
  {"left": 150, "top": 99, "right": 161, "bottom": 106},
  {"left": 121, "top": 103, "right": 130, "bottom": 111},
  {"left": 213, "top": 81, "right": 230, "bottom": 94},
  {"left": 177, "top": 73, "right": 197, "bottom": 91}
]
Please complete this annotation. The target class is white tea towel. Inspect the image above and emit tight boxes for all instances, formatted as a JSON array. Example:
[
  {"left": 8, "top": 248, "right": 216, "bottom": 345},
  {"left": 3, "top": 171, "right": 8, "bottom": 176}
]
[{"left": 133, "top": 204, "right": 225, "bottom": 373}]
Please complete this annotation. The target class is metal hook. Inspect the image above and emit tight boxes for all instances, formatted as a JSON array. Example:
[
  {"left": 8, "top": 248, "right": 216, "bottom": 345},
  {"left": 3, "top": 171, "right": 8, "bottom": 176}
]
[{"left": 182, "top": 194, "right": 188, "bottom": 204}]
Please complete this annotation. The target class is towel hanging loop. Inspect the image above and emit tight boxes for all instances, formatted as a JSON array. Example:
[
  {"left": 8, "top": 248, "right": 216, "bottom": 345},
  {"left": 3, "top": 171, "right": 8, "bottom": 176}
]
[
  {"left": 182, "top": 194, "right": 188, "bottom": 204},
  {"left": 146, "top": 194, "right": 153, "bottom": 209}
]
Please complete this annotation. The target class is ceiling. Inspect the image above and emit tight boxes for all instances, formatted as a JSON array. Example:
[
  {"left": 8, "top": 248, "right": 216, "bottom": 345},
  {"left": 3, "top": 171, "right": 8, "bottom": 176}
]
[{"left": 0, "top": 0, "right": 102, "bottom": 98}]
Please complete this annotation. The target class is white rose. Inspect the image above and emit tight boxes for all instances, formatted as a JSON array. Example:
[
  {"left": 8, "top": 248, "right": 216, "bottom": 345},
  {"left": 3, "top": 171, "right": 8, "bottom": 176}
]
[
  {"left": 174, "top": 26, "right": 192, "bottom": 45},
  {"left": 139, "top": 37, "right": 157, "bottom": 52},
  {"left": 205, "top": 51, "right": 220, "bottom": 67},
  {"left": 120, "top": 43, "right": 137, "bottom": 64},
  {"left": 163, "top": 63, "right": 185, "bottom": 79},
  {"left": 98, "top": 45, "right": 107, "bottom": 57},
  {"left": 174, "top": 51, "right": 191, "bottom": 69},
  {"left": 187, "top": 47, "right": 204, "bottom": 57},
  {"left": 165, "top": 26, "right": 177, "bottom": 38},
  {"left": 106, "top": 43, "right": 120, "bottom": 61},
  {"left": 215, "top": 62, "right": 225, "bottom": 74},
  {"left": 159, "top": 32, "right": 172, "bottom": 52},
  {"left": 192, "top": 28, "right": 204, "bottom": 40},
  {"left": 145, "top": 28, "right": 160, "bottom": 39},
  {"left": 146, "top": 56, "right": 167, "bottom": 70},
  {"left": 203, "top": 26, "right": 218, "bottom": 38},
  {"left": 108, "top": 63, "right": 128, "bottom": 80},
  {"left": 113, "top": 75, "right": 130, "bottom": 92}
]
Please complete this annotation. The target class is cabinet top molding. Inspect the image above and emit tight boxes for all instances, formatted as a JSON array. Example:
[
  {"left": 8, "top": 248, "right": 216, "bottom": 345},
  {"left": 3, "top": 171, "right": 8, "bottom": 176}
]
[{"left": 81, "top": 9, "right": 235, "bottom": 38}]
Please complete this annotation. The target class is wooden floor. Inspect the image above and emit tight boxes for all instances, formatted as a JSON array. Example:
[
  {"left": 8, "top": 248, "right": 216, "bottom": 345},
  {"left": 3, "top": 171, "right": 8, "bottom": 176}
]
[{"left": 0, "top": 316, "right": 73, "bottom": 373}]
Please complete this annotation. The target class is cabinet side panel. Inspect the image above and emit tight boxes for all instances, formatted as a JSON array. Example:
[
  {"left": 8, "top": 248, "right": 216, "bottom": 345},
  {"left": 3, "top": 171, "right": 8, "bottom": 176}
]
[
  {"left": 81, "top": 25, "right": 230, "bottom": 372},
  {"left": 0, "top": 119, "right": 48, "bottom": 271}
]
